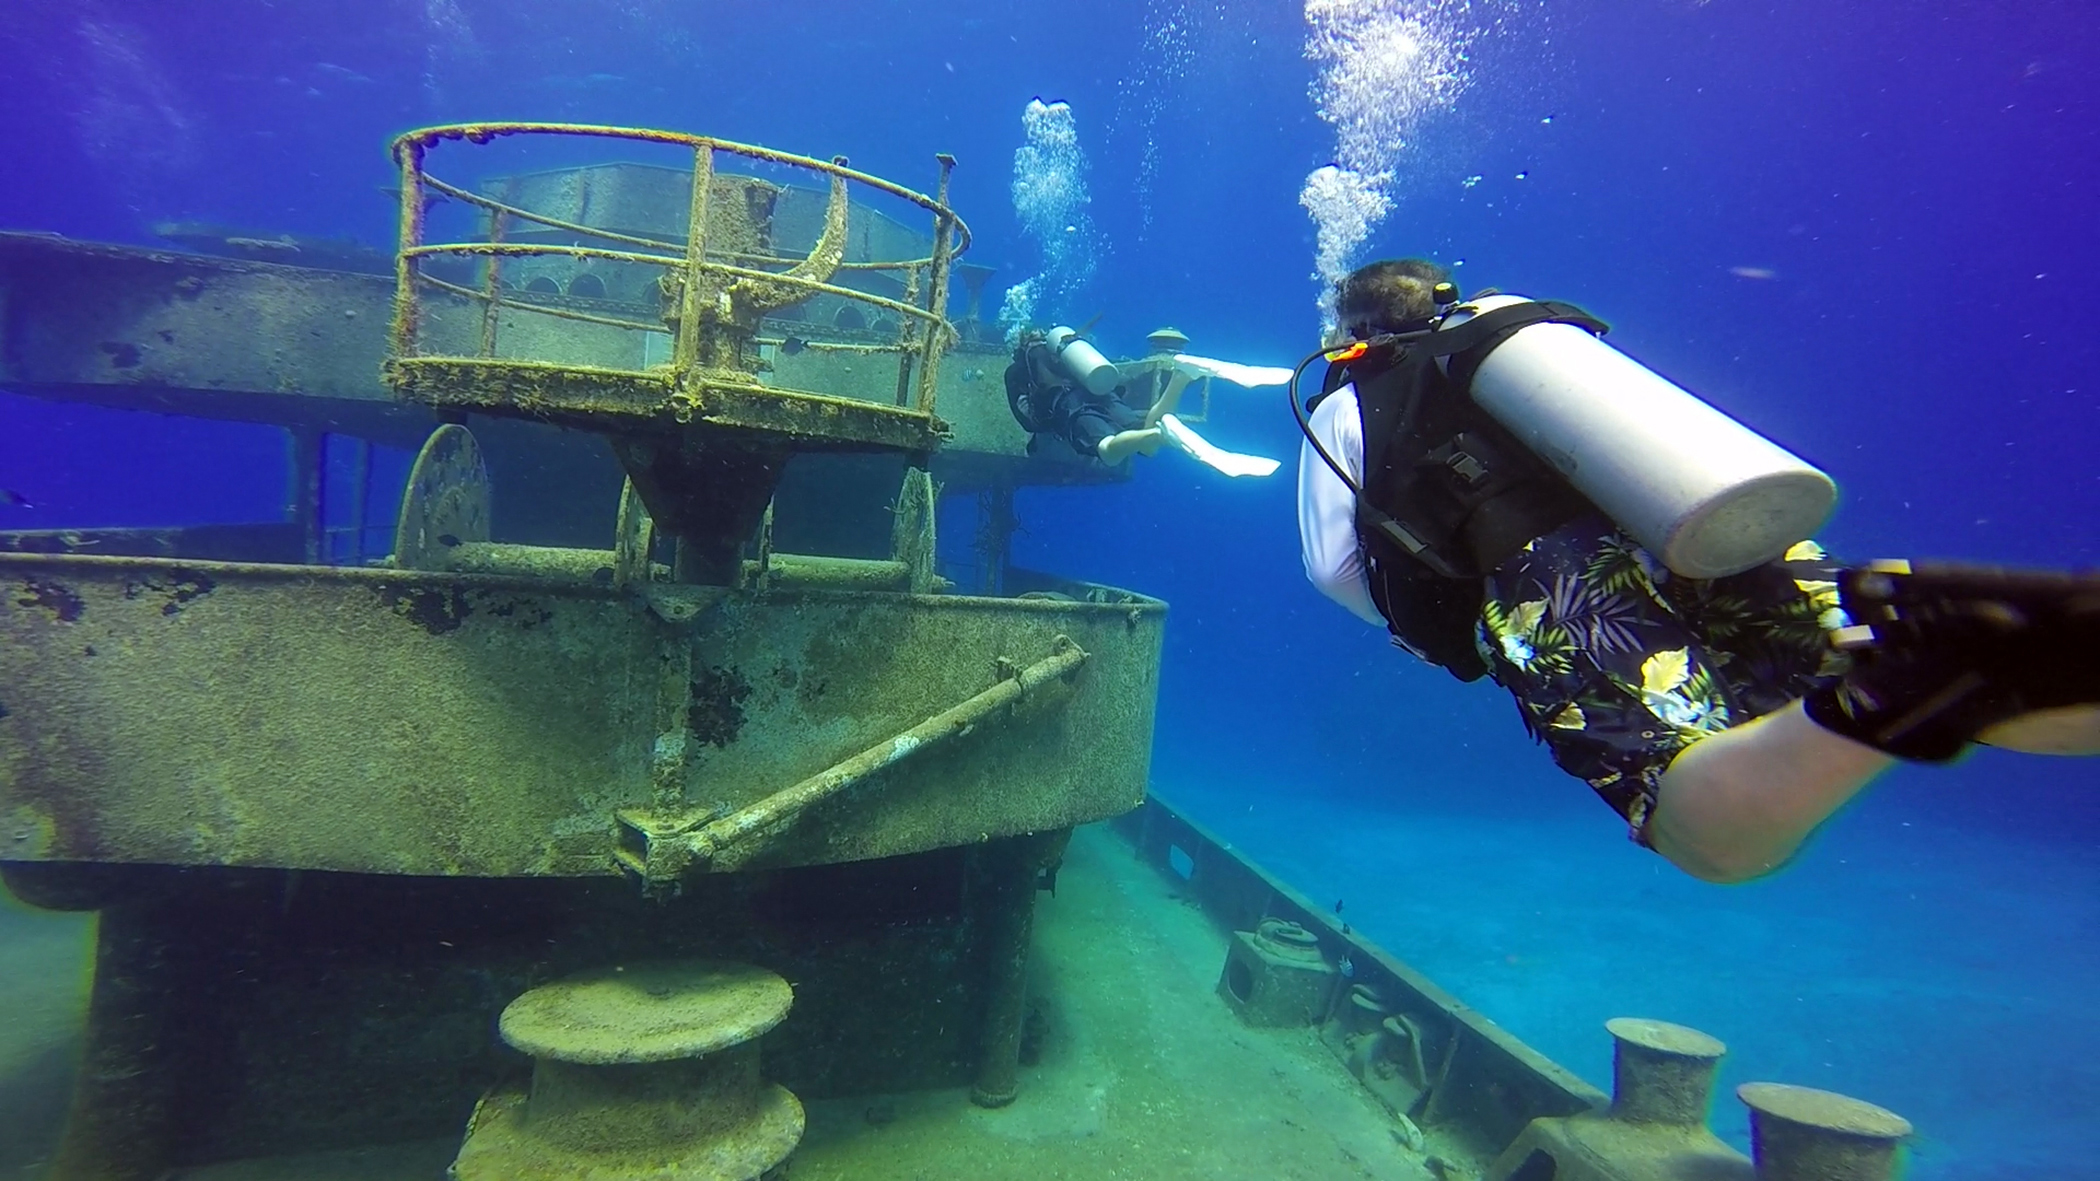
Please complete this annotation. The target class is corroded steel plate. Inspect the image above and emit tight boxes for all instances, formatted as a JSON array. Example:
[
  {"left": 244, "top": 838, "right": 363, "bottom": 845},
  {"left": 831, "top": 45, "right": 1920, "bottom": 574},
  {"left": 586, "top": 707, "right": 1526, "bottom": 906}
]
[{"left": 0, "top": 554, "right": 1160, "bottom": 877}]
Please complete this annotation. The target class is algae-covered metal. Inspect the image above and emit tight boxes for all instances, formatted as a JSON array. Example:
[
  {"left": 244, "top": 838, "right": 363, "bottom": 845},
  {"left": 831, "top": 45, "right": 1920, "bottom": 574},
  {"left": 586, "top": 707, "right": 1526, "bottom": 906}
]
[
  {"left": 0, "top": 553, "right": 1160, "bottom": 878},
  {"left": 384, "top": 124, "right": 969, "bottom": 445}
]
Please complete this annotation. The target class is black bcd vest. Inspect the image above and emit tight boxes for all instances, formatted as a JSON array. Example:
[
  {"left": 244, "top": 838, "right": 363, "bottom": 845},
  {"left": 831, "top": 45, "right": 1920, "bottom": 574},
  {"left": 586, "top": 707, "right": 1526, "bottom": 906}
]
[
  {"left": 1321, "top": 300, "right": 1607, "bottom": 681},
  {"left": 1005, "top": 345, "right": 1053, "bottom": 434}
]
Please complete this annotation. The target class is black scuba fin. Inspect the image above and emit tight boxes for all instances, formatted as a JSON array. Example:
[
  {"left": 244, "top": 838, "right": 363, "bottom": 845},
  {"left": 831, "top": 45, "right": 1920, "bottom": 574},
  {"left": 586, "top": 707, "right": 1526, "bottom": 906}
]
[{"left": 1805, "top": 560, "right": 2100, "bottom": 761}]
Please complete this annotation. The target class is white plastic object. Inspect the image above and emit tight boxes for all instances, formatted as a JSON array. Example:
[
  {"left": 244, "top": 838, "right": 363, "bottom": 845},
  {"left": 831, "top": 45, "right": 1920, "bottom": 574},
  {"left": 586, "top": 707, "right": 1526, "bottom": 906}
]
[
  {"left": 1170, "top": 353, "right": 1295, "bottom": 388},
  {"left": 1158, "top": 414, "right": 1280, "bottom": 478}
]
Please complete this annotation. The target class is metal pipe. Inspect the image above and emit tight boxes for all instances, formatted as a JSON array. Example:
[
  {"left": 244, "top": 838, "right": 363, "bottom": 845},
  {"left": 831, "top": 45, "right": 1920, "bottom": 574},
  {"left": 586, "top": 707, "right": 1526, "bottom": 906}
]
[
  {"left": 686, "top": 638, "right": 1087, "bottom": 870},
  {"left": 388, "top": 137, "right": 428, "bottom": 361},
  {"left": 412, "top": 271, "right": 663, "bottom": 335},
  {"left": 391, "top": 123, "right": 978, "bottom": 246},
  {"left": 347, "top": 437, "right": 372, "bottom": 566},
  {"left": 969, "top": 830, "right": 1063, "bottom": 1108},
  {"left": 287, "top": 428, "right": 323, "bottom": 566},
  {"left": 674, "top": 144, "right": 716, "bottom": 371},
  {"left": 404, "top": 243, "right": 949, "bottom": 331},
  {"left": 892, "top": 262, "right": 918, "bottom": 408},
  {"left": 752, "top": 554, "right": 917, "bottom": 592},
  {"left": 434, "top": 543, "right": 624, "bottom": 581},
  {"left": 476, "top": 177, "right": 519, "bottom": 358},
  {"left": 434, "top": 542, "right": 923, "bottom": 592},
  {"left": 415, "top": 170, "right": 942, "bottom": 271},
  {"left": 915, "top": 153, "right": 959, "bottom": 415}
]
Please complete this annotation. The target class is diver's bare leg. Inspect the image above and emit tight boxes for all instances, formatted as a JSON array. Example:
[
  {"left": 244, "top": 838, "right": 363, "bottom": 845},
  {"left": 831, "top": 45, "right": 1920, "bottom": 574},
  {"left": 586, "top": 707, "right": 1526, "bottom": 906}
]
[
  {"left": 1978, "top": 705, "right": 2100, "bottom": 754},
  {"left": 1646, "top": 702, "right": 1892, "bottom": 884},
  {"left": 1096, "top": 428, "right": 1167, "bottom": 465},
  {"left": 1652, "top": 559, "right": 2100, "bottom": 882},
  {"left": 1142, "top": 371, "right": 1194, "bottom": 428},
  {"left": 1650, "top": 697, "right": 2098, "bottom": 884}
]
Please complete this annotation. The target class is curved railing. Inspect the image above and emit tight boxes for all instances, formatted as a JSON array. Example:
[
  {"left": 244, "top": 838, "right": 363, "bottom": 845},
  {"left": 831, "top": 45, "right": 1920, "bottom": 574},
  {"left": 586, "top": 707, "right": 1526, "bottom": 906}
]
[{"left": 385, "top": 122, "right": 972, "bottom": 418}]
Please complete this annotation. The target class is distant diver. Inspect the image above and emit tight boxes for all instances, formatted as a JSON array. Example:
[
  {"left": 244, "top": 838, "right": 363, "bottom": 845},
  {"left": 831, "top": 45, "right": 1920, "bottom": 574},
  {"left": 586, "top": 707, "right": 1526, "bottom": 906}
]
[
  {"left": 1294, "top": 257, "right": 2100, "bottom": 883},
  {"left": 1004, "top": 325, "right": 1286, "bottom": 477}
]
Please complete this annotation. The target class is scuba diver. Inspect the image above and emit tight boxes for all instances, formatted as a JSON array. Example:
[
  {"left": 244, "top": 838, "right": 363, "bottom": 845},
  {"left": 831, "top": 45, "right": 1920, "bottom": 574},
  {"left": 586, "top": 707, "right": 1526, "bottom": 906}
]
[
  {"left": 1006, "top": 325, "right": 1285, "bottom": 477},
  {"left": 1293, "top": 257, "right": 2100, "bottom": 883}
]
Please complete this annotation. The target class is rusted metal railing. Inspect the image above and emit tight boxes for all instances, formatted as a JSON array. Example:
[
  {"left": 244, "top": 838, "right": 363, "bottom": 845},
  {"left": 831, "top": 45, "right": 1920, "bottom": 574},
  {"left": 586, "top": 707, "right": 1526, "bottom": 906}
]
[{"left": 385, "top": 122, "right": 973, "bottom": 423}]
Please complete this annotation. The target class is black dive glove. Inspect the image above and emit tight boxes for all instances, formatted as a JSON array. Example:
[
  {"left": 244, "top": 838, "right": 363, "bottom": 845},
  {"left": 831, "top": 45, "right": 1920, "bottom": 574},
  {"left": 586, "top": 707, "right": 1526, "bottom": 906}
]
[{"left": 1803, "top": 560, "right": 2100, "bottom": 762}]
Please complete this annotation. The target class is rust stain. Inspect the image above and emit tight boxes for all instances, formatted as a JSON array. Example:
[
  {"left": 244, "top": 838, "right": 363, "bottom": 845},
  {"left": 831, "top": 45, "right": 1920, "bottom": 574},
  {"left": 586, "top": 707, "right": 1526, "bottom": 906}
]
[{"left": 14, "top": 579, "right": 85, "bottom": 623}]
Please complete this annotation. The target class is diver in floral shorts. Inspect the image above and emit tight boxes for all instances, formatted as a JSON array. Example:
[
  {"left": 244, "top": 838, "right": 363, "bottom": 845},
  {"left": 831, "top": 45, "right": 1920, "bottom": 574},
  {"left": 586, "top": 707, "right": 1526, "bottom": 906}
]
[
  {"left": 1296, "top": 258, "right": 2100, "bottom": 882},
  {"left": 1477, "top": 518, "right": 1848, "bottom": 840}
]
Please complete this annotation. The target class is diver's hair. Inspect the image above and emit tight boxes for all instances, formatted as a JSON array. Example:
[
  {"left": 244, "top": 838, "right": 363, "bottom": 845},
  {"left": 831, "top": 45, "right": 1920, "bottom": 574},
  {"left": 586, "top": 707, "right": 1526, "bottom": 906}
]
[
  {"left": 1012, "top": 326, "right": 1048, "bottom": 359},
  {"left": 1334, "top": 258, "right": 1451, "bottom": 338}
]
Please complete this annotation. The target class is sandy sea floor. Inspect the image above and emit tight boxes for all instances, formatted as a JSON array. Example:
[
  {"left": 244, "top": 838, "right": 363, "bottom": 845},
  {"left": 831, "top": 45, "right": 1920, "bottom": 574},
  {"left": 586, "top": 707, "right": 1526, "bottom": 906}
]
[
  {"left": 1163, "top": 779, "right": 2100, "bottom": 1181},
  {"left": 3, "top": 788, "right": 2089, "bottom": 1181},
  {"left": 0, "top": 826, "right": 1450, "bottom": 1181}
]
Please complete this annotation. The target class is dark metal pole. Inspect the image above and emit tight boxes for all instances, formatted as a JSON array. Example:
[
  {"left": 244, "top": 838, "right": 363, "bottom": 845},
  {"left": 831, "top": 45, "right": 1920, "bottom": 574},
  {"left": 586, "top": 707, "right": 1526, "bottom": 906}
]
[{"left": 967, "top": 828, "right": 1067, "bottom": 1108}]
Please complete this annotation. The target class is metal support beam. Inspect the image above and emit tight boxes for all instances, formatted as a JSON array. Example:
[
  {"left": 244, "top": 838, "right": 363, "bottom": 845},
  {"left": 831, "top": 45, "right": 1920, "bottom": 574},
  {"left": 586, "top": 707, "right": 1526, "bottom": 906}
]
[{"left": 286, "top": 428, "right": 324, "bottom": 565}]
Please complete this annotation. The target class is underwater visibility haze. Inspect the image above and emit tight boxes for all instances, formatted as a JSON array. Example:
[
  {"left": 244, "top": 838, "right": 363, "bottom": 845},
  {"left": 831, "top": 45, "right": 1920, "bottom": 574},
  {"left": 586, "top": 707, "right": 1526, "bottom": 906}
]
[{"left": 0, "top": 1, "right": 2096, "bottom": 1179}]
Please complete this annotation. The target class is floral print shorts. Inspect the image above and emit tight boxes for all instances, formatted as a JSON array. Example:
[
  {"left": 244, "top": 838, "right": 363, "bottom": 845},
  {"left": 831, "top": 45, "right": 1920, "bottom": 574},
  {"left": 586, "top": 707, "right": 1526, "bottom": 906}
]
[{"left": 1476, "top": 515, "right": 1850, "bottom": 844}]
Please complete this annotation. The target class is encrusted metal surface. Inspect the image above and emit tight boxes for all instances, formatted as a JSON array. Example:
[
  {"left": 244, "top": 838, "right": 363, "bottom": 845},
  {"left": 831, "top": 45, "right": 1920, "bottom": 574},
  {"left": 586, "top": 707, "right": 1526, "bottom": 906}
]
[
  {"left": 392, "top": 424, "right": 491, "bottom": 570},
  {"left": 0, "top": 233, "right": 1103, "bottom": 484},
  {"left": 0, "top": 232, "right": 425, "bottom": 441},
  {"left": 0, "top": 554, "right": 1160, "bottom": 877}
]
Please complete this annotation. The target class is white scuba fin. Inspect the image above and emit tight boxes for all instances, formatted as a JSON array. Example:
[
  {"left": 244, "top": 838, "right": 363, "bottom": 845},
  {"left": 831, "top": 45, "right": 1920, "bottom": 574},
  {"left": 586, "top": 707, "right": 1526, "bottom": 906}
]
[
  {"left": 1170, "top": 353, "right": 1295, "bottom": 388},
  {"left": 1157, "top": 414, "right": 1281, "bottom": 478}
]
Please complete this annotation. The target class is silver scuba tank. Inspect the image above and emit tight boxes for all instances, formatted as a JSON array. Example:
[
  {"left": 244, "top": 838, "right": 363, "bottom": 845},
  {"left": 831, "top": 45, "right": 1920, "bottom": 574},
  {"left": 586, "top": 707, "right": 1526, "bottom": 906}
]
[
  {"left": 1045, "top": 326, "right": 1123, "bottom": 397},
  {"left": 1439, "top": 294, "right": 1837, "bottom": 579}
]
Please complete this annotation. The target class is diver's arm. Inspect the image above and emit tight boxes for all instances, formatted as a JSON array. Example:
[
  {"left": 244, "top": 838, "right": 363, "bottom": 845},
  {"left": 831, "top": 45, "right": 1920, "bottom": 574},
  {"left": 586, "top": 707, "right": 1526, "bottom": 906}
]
[
  {"left": 1297, "top": 390, "right": 1384, "bottom": 626},
  {"left": 1646, "top": 701, "right": 1893, "bottom": 883}
]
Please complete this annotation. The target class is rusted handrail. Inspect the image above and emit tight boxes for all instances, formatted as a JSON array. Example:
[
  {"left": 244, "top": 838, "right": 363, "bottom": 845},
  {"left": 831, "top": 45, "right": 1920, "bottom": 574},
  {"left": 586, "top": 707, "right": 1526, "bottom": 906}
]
[
  {"left": 683, "top": 636, "right": 1086, "bottom": 872},
  {"left": 418, "top": 171, "right": 938, "bottom": 272},
  {"left": 402, "top": 242, "right": 951, "bottom": 331},
  {"left": 391, "top": 122, "right": 974, "bottom": 252},
  {"left": 414, "top": 271, "right": 666, "bottom": 335},
  {"left": 387, "top": 121, "right": 970, "bottom": 423}
]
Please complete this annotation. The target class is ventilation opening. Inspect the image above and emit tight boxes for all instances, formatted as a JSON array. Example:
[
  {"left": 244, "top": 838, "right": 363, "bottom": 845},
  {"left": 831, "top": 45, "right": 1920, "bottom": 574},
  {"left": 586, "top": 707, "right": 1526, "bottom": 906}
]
[
  {"left": 1509, "top": 1149, "right": 1558, "bottom": 1181},
  {"left": 524, "top": 276, "right": 559, "bottom": 294},
  {"left": 833, "top": 305, "right": 866, "bottom": 331},
  {"left": 567, "top": 273, "right": 606, "bottom": 299},
  {"left": 1167, "top": 844, "right": 1194, "bottom": 880},
  {"left": 1224, "top": 955, "right": 1254, "bottom": 1004}
]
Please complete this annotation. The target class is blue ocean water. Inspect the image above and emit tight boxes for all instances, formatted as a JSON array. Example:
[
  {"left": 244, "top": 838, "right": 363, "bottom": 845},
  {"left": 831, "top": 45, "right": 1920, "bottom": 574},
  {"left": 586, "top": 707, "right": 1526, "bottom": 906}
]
[{"left": 1, "top": 1, "right": 2095, "bottom": 1178}]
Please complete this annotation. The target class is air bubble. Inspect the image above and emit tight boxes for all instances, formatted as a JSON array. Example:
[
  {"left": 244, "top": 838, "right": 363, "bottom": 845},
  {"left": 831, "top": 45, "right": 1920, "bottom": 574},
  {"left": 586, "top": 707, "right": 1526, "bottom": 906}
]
[
  {"left": 1300, "top": 0, "right": 1480, "bottom": 332},
  {"left": 1001, "top": 100, "right": 1099, "bottom": 341}
]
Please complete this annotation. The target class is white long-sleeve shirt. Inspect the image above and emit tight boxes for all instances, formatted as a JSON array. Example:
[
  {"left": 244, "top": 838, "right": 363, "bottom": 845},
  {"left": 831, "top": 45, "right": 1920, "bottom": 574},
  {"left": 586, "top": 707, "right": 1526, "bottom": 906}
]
[{"left": 1295, "top": 384, "right": 1385, "bottom": 626}]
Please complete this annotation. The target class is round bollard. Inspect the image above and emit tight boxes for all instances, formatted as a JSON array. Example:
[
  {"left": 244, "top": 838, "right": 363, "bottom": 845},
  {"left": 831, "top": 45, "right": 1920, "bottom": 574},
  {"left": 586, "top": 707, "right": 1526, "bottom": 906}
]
[
  {"left": 452, "top": 960, "right": 804, "bottom": 1181},
  {"left": 1255, "top": 918, "right": 1324, "bottom": 962},
  {"left": 1604, "top": 1017, "right": 1727, "bottom": 1126},
  {"left": 1739, "top": 1082, "right": 1912, "bottom": 1181}
]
